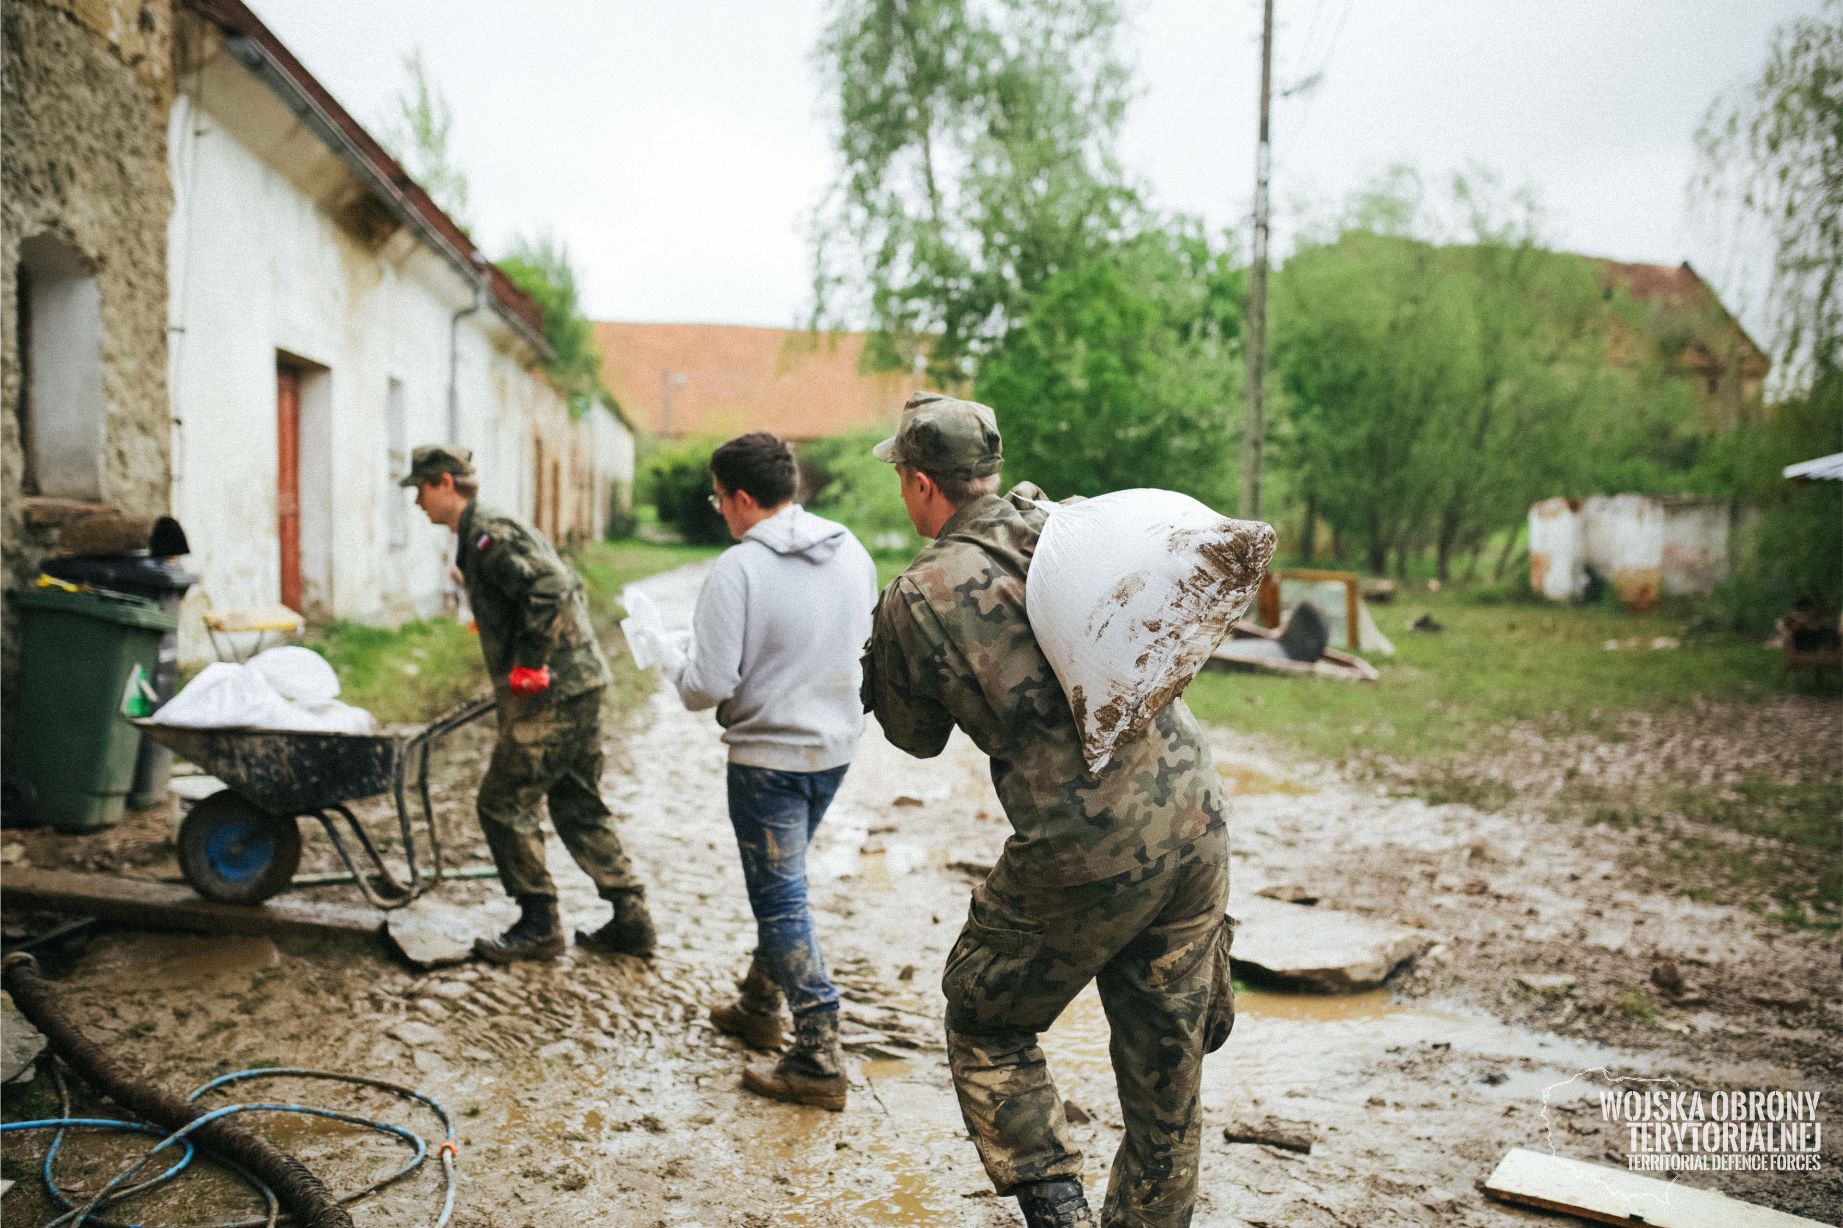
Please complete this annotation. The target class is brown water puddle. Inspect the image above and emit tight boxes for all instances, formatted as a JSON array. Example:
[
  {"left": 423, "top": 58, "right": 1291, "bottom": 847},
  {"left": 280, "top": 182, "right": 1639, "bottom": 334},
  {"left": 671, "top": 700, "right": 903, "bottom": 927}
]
[{"left": 78, "top": 933, "right": 280, "bottom": 986}]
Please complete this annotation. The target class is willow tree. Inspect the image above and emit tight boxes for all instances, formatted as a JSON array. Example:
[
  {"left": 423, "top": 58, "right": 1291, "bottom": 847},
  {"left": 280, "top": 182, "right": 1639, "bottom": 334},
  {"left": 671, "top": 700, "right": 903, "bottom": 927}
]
[{"left": 810, "top": 0, "right": 1138, "bottom": 380}]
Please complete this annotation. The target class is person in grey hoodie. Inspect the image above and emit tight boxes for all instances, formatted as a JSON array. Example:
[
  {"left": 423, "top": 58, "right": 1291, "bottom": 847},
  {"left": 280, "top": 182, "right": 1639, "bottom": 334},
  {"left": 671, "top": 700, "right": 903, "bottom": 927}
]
[{"left": 661, "top": 431, "right": 877, "bottom": 1111}]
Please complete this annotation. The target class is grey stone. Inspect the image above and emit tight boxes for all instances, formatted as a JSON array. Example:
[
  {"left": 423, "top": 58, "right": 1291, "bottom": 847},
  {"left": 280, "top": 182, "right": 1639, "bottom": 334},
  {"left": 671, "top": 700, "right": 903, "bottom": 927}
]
[
  {"left": 1231, "top": 895, "right": 1430, "bottom": 993},
  {"left": 386, "top": 899, "right": 478, "bottom": 969},
  {"left": 1, "top": 992, "right": 47, "bottom": 1083},
  {"left": 389, "top": 1019, "right": 443, "bottom": 1048}
]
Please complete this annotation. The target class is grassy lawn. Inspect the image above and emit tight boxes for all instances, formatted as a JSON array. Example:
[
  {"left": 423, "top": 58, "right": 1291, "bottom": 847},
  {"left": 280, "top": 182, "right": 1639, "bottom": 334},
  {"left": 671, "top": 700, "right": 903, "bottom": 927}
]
[
  {"left": 1184, "top": 588, "right": 1786, "bottom": 761},
  {"left": 1184, "top": 587, "right": 1840, "bottom": 926}
]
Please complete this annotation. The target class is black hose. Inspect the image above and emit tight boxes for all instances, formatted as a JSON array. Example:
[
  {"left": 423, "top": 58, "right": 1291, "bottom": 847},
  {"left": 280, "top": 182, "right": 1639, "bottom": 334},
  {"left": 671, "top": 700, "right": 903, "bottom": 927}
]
[{"left": 1, "top": 953, "right": 355, "bottom": 1228}]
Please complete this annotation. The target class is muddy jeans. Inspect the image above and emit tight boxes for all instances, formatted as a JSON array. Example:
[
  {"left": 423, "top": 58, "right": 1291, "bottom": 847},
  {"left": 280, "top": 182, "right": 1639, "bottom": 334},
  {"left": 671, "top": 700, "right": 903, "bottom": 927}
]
[
  {"left": 476, "top": 688, "right": 641, "bottom": 899},
  {"left": 944, "top": 827, "right": 1229, "bottom": 1228},
  {"left": 726, "top": 763, "right": 847, "bottom": 1019}
]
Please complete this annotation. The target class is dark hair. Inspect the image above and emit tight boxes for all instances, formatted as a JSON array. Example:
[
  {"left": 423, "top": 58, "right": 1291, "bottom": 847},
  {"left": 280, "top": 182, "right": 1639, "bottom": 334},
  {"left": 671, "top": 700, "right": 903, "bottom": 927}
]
[
  {"left": 710, "top": 432, "right": 797, "bottom": 507},
  {"left": 915, "top": 466, "right": 1000, "bottom": 507}
]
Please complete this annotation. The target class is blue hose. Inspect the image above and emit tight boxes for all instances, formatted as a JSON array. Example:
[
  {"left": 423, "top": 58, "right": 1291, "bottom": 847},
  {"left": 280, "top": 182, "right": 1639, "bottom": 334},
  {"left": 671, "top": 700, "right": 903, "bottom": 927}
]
[{"left": 1, "top": 1063, "right": 458, "bottom": 1228}]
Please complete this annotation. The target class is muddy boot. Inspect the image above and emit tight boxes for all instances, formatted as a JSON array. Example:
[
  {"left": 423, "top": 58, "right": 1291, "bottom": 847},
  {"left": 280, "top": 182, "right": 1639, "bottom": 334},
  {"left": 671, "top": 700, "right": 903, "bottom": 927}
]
[
  {"left": 576, "top": 888, "right": 657, "bottom": 958},
  {"left": 711, "top": 957, "right": 786, "bottom": 1050},
  {"left": 741, "top": 1009, "right": 846, "bottom": 1111},
  {"left": 1014, "top": 1179, "right": 1095, "bottom": 1228},
  {"left": 473, "top": 894, "right": 565, "bottom": 964}
]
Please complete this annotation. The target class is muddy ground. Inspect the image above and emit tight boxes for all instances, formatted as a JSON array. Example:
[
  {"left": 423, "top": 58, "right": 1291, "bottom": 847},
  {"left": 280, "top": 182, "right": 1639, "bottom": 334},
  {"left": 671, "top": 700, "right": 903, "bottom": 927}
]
[{"left": 3, "top": 564, "right": 1839, "bottom": 1227}]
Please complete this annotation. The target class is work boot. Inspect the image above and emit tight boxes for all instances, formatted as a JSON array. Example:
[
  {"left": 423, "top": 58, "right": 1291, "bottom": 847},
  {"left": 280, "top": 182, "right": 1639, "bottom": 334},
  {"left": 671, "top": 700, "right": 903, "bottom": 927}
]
[
  {"left": 1014, "top": 1178, "right": 1096, "bottom": 1228},
  {"left": 473, "top": 894, "right": 565, "bottom": 963},
  {"left": 576, "top": 888, "right": 657, "bottom": 958},
  {"left": 741, "top": 1009, "right": 846, "bottom": 1111},
  {"left": 711, "top": 958, "right": 786, "bottom": 1050}
]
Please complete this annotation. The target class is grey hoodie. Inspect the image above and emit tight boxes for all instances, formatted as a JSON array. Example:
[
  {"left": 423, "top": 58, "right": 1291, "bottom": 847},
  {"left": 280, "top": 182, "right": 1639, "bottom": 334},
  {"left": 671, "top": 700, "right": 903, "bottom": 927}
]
[{"left": 668, "top": 504, "right": 879, "bottom": 771}]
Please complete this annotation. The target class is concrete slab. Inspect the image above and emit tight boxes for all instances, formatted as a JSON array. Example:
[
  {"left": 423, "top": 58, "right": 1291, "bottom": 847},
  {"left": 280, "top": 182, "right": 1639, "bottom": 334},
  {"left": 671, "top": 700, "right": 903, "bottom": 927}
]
[
  {"left": 1231, "top": 895, "right": 1430, "bottom": 992},
  {"left": 385, "top": 898, "right": 479, "bottom": 969}
]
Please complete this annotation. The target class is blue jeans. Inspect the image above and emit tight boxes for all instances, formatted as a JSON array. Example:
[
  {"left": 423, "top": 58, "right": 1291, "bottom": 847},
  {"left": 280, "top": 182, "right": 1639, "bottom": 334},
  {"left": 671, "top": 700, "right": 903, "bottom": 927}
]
[{"left": 726, "top": 763, "right": 848, "bottom": 1018}]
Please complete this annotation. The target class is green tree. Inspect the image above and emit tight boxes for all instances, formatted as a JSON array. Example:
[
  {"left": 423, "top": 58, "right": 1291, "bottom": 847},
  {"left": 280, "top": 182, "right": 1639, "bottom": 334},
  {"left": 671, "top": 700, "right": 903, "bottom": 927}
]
[
  {"left": 811, "top": 0, "right": 1137, "bottom": 379},
  {"left": 498, "top": 231, "right": 610, "bottom": 418},
  {"left": 1273, "top": 171, "right": 1621, "bottom": 578},
  {"left": 974, "top": 223, "right": 1244, "bottom": 507},
  {"left": 381, "top": 50, "right": 472, "bottom": 229},
  {"left": 1696, "top": 0, "right": 1842, "bottom": 389},
  {"left": 1696, "top": 3, "right": 1842, "bottom": 619}
]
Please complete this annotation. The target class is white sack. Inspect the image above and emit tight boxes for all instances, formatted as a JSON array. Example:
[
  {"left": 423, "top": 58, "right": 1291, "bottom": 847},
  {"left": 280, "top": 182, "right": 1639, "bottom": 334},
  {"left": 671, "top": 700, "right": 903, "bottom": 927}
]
[
  {"left": 247, "top": 645, "right": 341, "bottom": 702},
  {"left": 151, "top": 661, "right": 377, "bottom": 734},
  {"left": 1026, "top": 489, "right": 1275, "bottom": 772},
  {"left": 149, "top": 662, "right": 304, "bottom": 730}
]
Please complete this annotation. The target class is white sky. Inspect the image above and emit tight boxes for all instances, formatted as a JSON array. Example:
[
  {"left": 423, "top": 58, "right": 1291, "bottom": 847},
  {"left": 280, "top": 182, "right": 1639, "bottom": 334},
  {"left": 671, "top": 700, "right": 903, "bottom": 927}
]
[{"left": 248, "top": 1, "right": 1814, "bottom": 343}]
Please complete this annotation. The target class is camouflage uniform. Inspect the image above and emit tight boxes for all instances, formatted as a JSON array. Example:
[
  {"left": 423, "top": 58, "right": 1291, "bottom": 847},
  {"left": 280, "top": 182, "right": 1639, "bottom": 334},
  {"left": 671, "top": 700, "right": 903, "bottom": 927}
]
[
  {"left": 455, "top": 499, "right": 640, "bottom": 900},
  {"left": 865, "top": 480, "right": 1231, "bottom": 1228}
]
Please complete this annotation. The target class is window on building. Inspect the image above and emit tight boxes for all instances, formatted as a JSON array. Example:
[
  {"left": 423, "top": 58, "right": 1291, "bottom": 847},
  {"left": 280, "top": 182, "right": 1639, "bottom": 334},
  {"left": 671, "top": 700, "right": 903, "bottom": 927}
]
[
  {"left": 386, "top": 377, "right": 409, "bottom": 549},
  {"left": 18, "top": 234, "right": 105, "bottom": 501}
]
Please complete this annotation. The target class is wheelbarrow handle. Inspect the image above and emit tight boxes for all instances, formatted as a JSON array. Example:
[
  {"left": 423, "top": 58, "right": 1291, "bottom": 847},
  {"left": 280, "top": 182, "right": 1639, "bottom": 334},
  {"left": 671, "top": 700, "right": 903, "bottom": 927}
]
[{"left": 386, "top": 695, "right": 496, "bottom": 907}]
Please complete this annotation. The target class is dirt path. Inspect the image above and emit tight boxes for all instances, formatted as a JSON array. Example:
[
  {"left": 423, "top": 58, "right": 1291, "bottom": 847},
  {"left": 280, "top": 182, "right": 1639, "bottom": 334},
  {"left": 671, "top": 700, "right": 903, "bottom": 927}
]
[{"left": 4, "top": 563, "right": 1838, "bottom": 1226}]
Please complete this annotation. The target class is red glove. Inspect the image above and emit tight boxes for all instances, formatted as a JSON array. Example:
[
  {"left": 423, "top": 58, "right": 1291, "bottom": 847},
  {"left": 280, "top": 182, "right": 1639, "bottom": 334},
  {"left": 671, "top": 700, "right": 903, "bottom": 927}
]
[{"left": 508, "top": 665, "right": 551, "bottom": 696}]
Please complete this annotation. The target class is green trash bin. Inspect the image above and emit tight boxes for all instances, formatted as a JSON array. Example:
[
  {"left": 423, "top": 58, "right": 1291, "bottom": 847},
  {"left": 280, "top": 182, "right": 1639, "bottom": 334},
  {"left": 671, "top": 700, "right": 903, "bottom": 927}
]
[{"left": 7, "top": 586, "right": 178, "bottom": 832}]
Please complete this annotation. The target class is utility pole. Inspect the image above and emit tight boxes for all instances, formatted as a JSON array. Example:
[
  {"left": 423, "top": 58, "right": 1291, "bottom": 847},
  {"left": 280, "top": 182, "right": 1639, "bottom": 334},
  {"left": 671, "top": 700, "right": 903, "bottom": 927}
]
[{"left": 1240, "top": 0, "right": 1274, "bottom": 520}]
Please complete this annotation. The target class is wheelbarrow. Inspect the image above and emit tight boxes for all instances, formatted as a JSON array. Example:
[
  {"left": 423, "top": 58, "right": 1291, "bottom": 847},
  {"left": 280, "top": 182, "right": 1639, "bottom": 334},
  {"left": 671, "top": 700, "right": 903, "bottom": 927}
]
[{"left": 135, "top": 697, "right": 496, "bottom": 908}]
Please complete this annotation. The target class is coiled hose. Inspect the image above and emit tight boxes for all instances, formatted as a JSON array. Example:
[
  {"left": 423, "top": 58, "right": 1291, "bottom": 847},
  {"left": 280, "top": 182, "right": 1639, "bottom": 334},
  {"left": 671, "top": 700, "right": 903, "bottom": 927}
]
[{"left": 2, "top": 953, "right": 457, "bottom": 1227}]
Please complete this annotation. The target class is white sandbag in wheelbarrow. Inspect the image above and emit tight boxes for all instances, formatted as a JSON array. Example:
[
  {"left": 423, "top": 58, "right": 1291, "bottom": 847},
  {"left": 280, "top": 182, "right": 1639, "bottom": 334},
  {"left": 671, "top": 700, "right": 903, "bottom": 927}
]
[{"left": 1027, "top": 489, "right": 1275, "bottom": 772}]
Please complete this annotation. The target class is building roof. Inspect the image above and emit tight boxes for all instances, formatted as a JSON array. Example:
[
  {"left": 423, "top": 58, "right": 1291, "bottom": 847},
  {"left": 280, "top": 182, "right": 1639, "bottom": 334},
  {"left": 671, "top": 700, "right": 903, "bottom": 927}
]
[
  {"left": 1592, "top": 258, "right": 1769, "bottom": 378},
  {"left": 185, "top": 0, "right": 551, "bottom": 362},
  {"left": 594, "top": 322, "right": 918, "bottom": 439},
  {"left": 1785, "top": 452, "right": 1843, "bottom": 482}
]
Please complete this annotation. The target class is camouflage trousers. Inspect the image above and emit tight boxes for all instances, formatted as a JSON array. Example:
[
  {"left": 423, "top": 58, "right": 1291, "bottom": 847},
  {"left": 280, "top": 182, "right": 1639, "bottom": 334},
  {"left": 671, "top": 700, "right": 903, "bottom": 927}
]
[
  {"left": 476, "top": 688, "right": 640, "bottom": 899},
  {"left": 944, "top": 826, "right": 1230, "bottom": 1228}
]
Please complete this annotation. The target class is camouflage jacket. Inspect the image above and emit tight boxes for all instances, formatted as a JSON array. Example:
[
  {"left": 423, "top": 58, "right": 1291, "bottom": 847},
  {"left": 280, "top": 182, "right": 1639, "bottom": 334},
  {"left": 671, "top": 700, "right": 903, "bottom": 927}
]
[
  {"left": 863, "top": 485, "right": 1225, "bottom": 886},
  {"left": 456, "top": 501, "right": 612, "bottom": 711}
]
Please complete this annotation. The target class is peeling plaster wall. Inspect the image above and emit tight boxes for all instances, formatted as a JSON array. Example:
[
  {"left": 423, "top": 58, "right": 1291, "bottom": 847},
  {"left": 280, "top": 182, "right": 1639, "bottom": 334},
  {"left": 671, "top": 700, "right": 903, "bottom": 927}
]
[
  {"left": 1, "top": 0, "right": 176, "bottom": 728},
  {"left": 166, "top": 40, "right": 573, "bottom": 663}
]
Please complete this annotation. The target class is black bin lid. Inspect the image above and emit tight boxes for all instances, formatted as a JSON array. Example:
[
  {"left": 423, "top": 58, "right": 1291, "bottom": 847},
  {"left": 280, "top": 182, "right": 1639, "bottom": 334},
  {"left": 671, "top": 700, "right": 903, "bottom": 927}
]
[{"left": 42, "top": 555, "right": 199, "bottom": 594}]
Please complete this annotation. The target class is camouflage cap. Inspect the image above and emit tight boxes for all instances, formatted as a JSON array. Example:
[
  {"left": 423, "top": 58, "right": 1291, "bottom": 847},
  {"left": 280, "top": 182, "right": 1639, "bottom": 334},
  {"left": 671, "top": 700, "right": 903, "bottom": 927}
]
[
  {"left": 398, "top": 444, "right": 475, "bottom": 487},
  {"left": 871, "top": 392, "right": 1003, "bottom": 479}
]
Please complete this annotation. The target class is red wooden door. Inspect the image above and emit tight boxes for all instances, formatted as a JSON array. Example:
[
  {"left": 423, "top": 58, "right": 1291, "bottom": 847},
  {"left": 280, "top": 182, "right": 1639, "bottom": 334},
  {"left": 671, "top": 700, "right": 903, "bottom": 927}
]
[{"left": 276, "top": 365, "right": 302, "bottom": 611}]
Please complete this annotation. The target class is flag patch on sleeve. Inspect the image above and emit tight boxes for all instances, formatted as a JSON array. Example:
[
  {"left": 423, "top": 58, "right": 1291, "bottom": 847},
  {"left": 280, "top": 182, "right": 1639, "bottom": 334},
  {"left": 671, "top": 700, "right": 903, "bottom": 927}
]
[{"left": 476, "top": 533, "right": 493, "bottom": 552}]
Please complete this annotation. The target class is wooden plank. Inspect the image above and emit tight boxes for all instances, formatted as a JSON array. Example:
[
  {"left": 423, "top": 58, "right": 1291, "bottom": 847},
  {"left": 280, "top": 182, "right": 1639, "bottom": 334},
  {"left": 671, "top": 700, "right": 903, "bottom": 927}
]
[
  {"left": 1, "top": 869, "right": 381, "bottom": 941},
  {"left": 1485, "top": 1147, "right": 1826, "bottom": 1228}
]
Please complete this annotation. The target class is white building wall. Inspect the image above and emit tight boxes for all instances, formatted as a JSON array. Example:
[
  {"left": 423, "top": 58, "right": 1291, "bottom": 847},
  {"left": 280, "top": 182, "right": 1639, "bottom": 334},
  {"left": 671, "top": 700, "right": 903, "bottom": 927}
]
[{"left": 166, "top": 54, "right": 568, "bottom": 663}]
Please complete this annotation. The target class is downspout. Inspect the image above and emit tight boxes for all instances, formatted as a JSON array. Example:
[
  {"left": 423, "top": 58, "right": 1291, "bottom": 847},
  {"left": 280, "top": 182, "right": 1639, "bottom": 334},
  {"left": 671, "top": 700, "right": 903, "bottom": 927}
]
[{"left": 446, "top": 266, "right": 487, "bottom": 442}]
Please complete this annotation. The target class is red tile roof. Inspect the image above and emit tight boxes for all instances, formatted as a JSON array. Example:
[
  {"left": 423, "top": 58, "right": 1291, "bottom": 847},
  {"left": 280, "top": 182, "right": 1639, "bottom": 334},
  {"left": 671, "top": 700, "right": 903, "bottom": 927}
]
[
  {"left": 1593, "top": 258, "right": 1768, "bottom": 376},
  {"left": 594, "top": 322, "right": 918, "bottom": 439},
  {"left": 185, "top": 0, "right": 550, "bottom": 358}
]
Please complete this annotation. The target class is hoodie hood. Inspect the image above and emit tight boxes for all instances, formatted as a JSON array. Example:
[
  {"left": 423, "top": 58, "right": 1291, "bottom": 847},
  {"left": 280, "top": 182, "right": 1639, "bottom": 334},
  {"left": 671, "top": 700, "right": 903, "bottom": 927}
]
[{"left": 744, "top": 504, "right": 848, "bottom": 563}]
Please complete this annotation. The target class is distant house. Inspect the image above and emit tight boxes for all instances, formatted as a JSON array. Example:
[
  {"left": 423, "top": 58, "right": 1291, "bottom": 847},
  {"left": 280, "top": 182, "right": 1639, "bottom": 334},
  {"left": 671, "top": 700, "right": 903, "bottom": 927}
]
[
  {"left": 2, "top": 0, "right": 636, "bottom": 678},
  {"left": 1592, "top": 258, "right": 1769, "bottom": 432},
  {"left": 593, "top": 322, "right": 918, "bottom": 441}
]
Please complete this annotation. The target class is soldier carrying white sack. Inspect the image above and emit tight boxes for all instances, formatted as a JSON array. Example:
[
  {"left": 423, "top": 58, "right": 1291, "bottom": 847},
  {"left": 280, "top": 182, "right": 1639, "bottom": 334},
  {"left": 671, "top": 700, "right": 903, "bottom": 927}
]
[{"left": 862, "top": 392, "right": 1247, "bottom": 1228}]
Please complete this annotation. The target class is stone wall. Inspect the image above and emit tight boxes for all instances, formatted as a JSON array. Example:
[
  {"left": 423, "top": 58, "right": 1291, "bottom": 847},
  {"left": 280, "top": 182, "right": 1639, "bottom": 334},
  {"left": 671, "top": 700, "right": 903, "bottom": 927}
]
[{"left": 1, "top": 0, "right": 176, "bottom": 730}]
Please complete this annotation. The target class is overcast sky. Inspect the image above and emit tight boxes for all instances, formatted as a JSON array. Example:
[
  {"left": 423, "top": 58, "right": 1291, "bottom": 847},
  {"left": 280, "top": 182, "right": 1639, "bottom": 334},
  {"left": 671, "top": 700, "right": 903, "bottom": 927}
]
[{"left": 249, "top": 1, "right": 1813, "bottom": 341}]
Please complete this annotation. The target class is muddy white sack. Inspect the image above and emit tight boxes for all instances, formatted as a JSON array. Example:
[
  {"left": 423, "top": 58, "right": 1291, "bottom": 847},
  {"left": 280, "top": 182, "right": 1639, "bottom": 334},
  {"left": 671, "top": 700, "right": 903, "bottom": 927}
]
[{"left": 1027, "top": 489, "right": 1275, "bottom": 773}]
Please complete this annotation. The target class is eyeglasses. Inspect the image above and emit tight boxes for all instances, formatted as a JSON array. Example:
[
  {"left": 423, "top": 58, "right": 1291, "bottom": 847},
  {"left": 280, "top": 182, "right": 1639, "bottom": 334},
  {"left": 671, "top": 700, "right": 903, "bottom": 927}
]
[{"left": 706, "top": 492, "right": 724, "bottom": 511}]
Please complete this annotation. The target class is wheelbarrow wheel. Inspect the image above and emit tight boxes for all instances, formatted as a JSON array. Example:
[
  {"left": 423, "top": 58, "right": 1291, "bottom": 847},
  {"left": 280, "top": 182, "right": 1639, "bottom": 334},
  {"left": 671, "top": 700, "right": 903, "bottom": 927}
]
[{"left": 178, "top": 791, "right": 302, "bottom": 905}]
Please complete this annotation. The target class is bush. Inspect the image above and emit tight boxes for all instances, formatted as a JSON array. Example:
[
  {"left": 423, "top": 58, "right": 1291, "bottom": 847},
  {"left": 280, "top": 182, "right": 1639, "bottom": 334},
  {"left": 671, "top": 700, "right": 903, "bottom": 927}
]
[
  {"left": 640, "top": 438, "right": 728, "bottom": 544},
  {"left": 797, "top": 430, "right": 923, "bottom": 552},
  {"left": 1700, "top": 383, "right": 1843, "bottom": 634}
]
